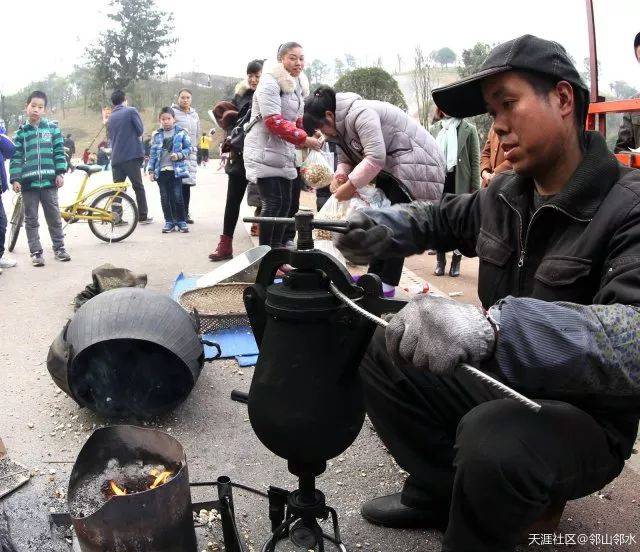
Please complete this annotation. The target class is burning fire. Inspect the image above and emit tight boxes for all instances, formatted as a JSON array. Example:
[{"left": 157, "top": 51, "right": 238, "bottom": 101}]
[
  {"left": 106, "top": 469, "right": 173, "bottom": 497},
  {"left": 110, "top": 480, "right": 127, "bottom": 496},
  {"left": 149, "top": 469, "right": 172, "bottom": 489}
]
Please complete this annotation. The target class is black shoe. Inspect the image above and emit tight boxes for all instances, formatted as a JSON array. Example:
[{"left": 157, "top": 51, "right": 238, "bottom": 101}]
[
  {"left": 449, "top": 253, "right": 462, "bottom": 277},
  {"left": 54, "top": 248, "right": 71, "bottom": 262},
  {"left": 434, "top": 252, "right": 446, "bottom": 276},
  {"left": 186, "top": 214, "right": 194, "bottom": 224},
  {"left": 361, "top": 493, "right": 448, "bottom": 530}
]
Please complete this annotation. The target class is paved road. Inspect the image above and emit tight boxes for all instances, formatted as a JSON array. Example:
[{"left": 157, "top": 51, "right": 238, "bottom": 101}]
[{"left": 0, "top": 166, "right": 637, "bottom": 551}]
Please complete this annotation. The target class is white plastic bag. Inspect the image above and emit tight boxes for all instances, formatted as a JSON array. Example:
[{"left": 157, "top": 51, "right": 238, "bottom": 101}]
[
  {"left": 301, "top": 150, "right": 334, "bottom": 189},
  {"left": 349, "top": 184, "right": 392, "bottom": 212},
  {"left": 314, "top": 195, "right": 350, "bottom": 266},
  {"left": 314, "top": 195, "right": 350, "bottom": 240}
]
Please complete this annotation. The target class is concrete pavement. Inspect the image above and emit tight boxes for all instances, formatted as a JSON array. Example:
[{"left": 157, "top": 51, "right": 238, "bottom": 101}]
[{"left": 0, "top": 166, "right": 637, "bottom": 551}]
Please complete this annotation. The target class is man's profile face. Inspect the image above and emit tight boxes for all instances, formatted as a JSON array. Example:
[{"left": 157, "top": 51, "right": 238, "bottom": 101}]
[
  {"left": 636, "top": 45, "right": 640, "bottom": 63},
  {"left": 482, "top": 72, "right": 566, "bottom": 178}
]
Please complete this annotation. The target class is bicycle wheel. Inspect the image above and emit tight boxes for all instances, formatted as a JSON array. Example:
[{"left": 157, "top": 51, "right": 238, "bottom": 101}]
[
  {"left": 8, "top": 194, "right": 24, "bottom": 252},
  {"left": 88, "top": 191, "right": 138, "bottom": 243}
]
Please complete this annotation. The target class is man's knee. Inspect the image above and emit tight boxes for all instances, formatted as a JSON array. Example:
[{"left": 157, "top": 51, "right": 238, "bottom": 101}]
[
  {"left": 455, "top": 400, "right": 552, "bottom": 503},
  {"left": 360, "top": 327, "right": 396, "bottom": 389}
]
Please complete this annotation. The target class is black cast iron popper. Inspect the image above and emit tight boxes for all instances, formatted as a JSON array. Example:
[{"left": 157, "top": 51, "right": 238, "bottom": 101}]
[{"left": 240, "top": 210, "right": 404, "bottom": 551}]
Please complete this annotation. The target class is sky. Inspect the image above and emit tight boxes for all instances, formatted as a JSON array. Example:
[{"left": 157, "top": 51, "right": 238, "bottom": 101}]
[{"left": 1, "top": 0, "right": 639, "bottom": 95}]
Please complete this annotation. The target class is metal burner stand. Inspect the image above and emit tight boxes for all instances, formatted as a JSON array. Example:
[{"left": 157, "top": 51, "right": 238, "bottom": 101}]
[{"left": 189, "top": 471, "right": 346, "bottom": 552}]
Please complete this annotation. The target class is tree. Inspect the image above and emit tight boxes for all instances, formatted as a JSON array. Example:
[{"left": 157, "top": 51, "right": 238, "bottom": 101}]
[
  {"left": 345, "top": 54, "right": 358, "bottom": 71},
  {"left": 610, "top": 80, "right": 639, "bottom": 99},
  {"left": 581, "top": 57, "right": 601, "bottom": 94},
  {"left": 334, "top": 67, "right": 407, "bottom": 110},
  {"left": 458, "top": 42, "right": 493, "bottom": 143},
  {"left": 334, "top": 58, "right": 346, "bottom": 80},
  {"left": 307, "top": 59, "right": 330, "bottom": 87},
  {"left": 412, "top": 46, "right": 438, "bottom": 128},
  {"left": 433, "top": 47, "right": 456, "bottom": 67},
  {"left": 458, "top": 42, "right": 491, "bottom": 78},
  {"left": 85, "top": 0, "right": 177, "bottom": 91}
]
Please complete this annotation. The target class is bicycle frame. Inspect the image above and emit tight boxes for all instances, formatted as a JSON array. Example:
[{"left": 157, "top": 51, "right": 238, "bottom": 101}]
[{"left": 59, "top": 171, "right": 128, "bottom": 223}]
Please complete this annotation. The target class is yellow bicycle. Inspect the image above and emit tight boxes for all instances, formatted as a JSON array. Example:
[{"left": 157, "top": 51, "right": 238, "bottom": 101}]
[{"left": 8, "top": 164, "right": 139, "bottom": 251}]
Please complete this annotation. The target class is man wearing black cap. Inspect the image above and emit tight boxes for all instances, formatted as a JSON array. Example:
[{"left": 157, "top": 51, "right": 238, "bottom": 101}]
[
  {"left": 614, "top": 31, "right": 640, "bottom": 153},
  {"left": 335, "top": 35, "right": 640, "bottom": 551}
]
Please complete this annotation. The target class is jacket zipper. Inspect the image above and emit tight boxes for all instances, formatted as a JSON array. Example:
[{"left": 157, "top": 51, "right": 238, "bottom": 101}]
[
  {"left": 36, "top": 124, "right": 42, "bottom": 183},
  {"left": 499, "top": 193, "right": 592, "bottom": 292},
  {"left": 498, "top": 193, "right": 525, "bottom": 268}
]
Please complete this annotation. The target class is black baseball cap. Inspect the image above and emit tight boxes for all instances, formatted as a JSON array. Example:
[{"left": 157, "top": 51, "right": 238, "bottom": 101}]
[{"left": 432, "top": 34, "right": 589, "bottom": 118}]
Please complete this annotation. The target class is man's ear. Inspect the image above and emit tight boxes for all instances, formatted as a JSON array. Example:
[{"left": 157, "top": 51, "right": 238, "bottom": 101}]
[{"left": 555, "top": 81, "right": 575, "bottom": 120}]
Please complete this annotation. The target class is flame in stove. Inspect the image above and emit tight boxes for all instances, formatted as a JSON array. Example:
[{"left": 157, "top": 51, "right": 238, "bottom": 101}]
[
  {"left": 105, "top": 469, "right": 173, "bottom": 498},
  {"left": 149, "top": 469, "right": 172, "bottom": 489},
  {"left": 110, "top": 481, "right": 127, "bottom": 496}
]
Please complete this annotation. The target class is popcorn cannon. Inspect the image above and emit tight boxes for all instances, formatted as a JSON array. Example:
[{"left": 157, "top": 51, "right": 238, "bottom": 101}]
[{"left": 237, "top": 210, "right": 404, "bottom": 551}]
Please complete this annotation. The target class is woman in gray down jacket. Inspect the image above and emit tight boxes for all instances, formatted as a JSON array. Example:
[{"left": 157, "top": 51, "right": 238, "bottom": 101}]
[
  {"left": 303, "top": 86, "right": 446, "bottom": 292},
  {"left": 243, "top": 42, "right": 323, "bottom": 248},
  {"left": 172, "top": 88, "right": 200, "bottom": 223}
]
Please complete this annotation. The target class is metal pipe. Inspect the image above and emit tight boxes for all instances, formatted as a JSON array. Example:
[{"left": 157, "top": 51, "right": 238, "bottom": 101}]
[
  {"left": 585, "top": 0, "right": 599, "bottom": 103},
  {"left": 329, "top": 283, "right": 542, "bottom": 413},
  {"left": 217, "top": 476, "right": 244, "bottom": 552}
]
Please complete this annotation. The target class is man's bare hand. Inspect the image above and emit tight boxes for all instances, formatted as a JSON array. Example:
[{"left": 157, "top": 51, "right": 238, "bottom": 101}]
[
  {"left": 12, "top": 182, "right": 21, "bottom": 193},
  {"left": 55, "top": 175, "right": 64, "bottom": 188}
]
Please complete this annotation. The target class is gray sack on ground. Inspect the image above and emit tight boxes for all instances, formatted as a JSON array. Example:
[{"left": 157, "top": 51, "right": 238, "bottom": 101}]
[{"left": 73, "top": 264, "right": 147, "bottom": 311}]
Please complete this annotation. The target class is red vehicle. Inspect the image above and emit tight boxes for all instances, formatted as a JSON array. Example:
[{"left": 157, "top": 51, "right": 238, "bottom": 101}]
[{"left": 585, "top": 0, "right": 640, "bottom": 168}]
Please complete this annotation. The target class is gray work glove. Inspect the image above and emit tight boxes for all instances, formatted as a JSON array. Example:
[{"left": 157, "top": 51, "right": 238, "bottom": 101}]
[
  {"left": 333, "top": 211, "right": 393, "bottom": 265},
  {"left": 385, "top": 294, "right": 496, "bottom": 374}
]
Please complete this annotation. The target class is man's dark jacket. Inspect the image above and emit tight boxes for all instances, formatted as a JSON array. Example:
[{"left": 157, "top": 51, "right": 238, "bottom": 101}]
[
  {"left": 365, "top": 132, "right": 640, "bottom": 448},
  {"left": 107, "top": 104, "right": 145, "bottom": 165},
  {"left": 614, "top": 94, "right": 640, "bottom": 153},
  {"left": 380, "top": 132, "right": 640, "bottom": 310}
]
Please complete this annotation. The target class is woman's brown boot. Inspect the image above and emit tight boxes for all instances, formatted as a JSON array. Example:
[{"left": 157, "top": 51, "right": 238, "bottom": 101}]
[{"left": 209, "top": 235, "right": 233, "bottom": 261}]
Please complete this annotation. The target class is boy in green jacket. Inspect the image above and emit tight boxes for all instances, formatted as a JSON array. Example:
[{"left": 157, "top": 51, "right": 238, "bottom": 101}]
[{"left": 10, "top": 91, "right": 70, "bottom": 266}]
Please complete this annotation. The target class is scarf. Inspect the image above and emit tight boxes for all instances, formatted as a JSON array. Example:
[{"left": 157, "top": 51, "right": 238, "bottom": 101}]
[{"left": 436, "top": 117, "right": 461, "bottom": 173}]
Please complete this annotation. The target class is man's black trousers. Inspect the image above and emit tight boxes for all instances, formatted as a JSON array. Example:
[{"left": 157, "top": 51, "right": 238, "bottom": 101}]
[
  {"left": 360, "top": 328, "right": 636, "bottom": 552},
  {"left": 112, "top": 158, "right": 149, "bottom": 219}
]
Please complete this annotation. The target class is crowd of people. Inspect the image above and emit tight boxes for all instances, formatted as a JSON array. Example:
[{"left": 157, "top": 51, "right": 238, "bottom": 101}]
[
  {"left": 0, "top": 41, "right": 513, "bottom": 280},
  {"left": 0, "top": 31, "right": 640, "bottom": 552}
]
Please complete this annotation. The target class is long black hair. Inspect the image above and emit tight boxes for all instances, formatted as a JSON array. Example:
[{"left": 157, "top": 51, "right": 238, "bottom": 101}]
[{"left": 303, "top": 85, "right": 337, "bottom": 135}]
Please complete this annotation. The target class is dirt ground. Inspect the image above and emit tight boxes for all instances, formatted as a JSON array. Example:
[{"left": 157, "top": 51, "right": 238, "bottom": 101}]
[{"left": 0, "top": 167, "right": 637, "bottom": 551}]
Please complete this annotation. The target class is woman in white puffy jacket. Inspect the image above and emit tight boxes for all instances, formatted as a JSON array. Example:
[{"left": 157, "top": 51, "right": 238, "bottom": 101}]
[
  {"left": 172, "top": 88, "right": 200, "bottom": 223},
  {"left": 243, "top": 42, "right": 322, "bottom": 248}
]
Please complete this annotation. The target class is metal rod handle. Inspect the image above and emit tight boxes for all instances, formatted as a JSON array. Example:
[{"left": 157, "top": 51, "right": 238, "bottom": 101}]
[
  {"left": 242, "top": 216, "right": 351, "bottom": 233},
  {"left": 231, "top": 390, "right": 249, "bottom": 404},
  {"left": 243, "top": 216, "right": 294, "bottom": 225},
  {"left": 328, "top": 283, "right": 541, "bottom": 413}
]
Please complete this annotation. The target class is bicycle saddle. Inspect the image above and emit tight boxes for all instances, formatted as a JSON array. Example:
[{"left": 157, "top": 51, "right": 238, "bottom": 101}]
[{"left": 75, "top": 164, "right": 103, "bottom": 175}]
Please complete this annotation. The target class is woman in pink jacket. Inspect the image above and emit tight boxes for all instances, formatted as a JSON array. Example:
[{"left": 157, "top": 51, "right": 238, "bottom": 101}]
[{"left": 304, "top": 86, "right": 445, "bottom": 293}]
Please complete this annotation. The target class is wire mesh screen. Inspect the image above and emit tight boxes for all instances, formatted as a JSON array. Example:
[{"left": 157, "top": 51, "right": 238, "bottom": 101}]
[{"left": 178, "top": 283, "right": 250, "bottom": 334}]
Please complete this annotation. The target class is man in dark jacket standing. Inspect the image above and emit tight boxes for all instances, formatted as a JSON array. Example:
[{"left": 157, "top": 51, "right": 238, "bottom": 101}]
[
  {"left": 108, "top": 90, "right": 152, "bottom": 223},
  {"left": 614, "top": 32, "right": 640, "bottom": 153},
  {"left": 336, "top": 35, "right": 640, "bottom": 552}
]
